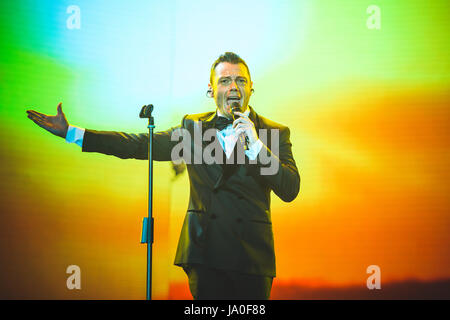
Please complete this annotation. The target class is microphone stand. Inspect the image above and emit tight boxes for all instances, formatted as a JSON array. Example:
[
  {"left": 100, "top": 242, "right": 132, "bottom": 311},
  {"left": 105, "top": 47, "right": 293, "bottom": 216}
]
[{"left": 139, "top": 104, "right": 155, "bottom": 300}]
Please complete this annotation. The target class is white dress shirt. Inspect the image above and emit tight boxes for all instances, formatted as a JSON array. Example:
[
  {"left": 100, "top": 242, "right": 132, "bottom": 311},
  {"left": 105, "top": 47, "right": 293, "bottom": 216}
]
[
  {"left": 215, "top": 108, "right": 263, "bottom": 160},
  {"left": 65, "top": 108, "right": 263, "bottom": 160}
]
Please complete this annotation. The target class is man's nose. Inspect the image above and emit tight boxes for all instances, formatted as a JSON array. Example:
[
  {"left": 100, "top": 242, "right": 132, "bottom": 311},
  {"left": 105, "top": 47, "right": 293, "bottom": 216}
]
[{"left": 229, "top": 79, "right": 238, "bottom": 91}]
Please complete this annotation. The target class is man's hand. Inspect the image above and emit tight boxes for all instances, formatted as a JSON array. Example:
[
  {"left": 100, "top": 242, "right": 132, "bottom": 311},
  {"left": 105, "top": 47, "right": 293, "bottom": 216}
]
[
  {"left": 26, "top": 102, "right": 69, "bottom": 139},
  {"left": 232, "top": 111, "right": 259, "bottom": 147}
]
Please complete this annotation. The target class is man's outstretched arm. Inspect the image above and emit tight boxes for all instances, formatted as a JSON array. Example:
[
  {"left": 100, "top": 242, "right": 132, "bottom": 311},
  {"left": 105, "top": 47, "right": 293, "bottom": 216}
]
[
  {"left": 81, "top": 128, "right": 182, "bottom": 161},
  {"left": 26, "top": 102, "right": 184, "bottom": 161}
]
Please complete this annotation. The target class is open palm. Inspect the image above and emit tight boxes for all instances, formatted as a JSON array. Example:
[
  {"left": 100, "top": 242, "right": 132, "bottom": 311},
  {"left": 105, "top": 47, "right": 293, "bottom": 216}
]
[{"left": 26, "top": 102, "right": 69, "bottom": 138}]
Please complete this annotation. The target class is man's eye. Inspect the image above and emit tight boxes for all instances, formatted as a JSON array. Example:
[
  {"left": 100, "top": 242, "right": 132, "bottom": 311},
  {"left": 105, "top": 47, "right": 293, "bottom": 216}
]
[
  {"left": 237, "top": 79, "right": 247, "bottom": 84},
  {"left": 220, "top": 79, "right": 231, "bottom": 85}
]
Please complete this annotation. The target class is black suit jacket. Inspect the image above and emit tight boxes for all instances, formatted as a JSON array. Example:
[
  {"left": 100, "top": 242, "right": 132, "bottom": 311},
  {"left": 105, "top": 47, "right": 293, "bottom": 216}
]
[{"left": 82, "top": 106, "right": 300, "bottom": 277}]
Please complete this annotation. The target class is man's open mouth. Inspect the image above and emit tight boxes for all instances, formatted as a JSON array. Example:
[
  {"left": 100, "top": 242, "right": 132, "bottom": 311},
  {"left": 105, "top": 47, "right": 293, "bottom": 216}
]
[{"left": 227, "top": 97, "right": 241, "bottom": 104}]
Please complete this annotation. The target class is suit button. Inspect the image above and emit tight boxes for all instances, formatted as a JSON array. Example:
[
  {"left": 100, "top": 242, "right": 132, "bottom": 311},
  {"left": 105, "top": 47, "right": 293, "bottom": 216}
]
[
  {"left": 210, "top": 214, "right": 217, "bottom": 219},
  {"left": 236, "top": 218, "right": 242, "bottom": 223}
]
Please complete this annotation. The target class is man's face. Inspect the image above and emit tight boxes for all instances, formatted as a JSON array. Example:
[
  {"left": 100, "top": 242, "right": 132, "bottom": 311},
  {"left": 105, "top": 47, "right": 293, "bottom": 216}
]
[{"left": 209, "top": 62, "right": 253, "bottom": 119}]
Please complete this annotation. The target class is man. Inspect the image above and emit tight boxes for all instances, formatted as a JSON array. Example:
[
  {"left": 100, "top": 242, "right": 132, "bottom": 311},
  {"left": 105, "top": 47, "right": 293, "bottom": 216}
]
[{"left": 26, "top": 52, "right": 300, "bottom": 300}]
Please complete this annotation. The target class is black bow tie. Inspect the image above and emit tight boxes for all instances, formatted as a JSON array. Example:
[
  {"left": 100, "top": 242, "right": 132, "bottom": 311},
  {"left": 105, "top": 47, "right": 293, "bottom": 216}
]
[{"left": 214, "top": 116, "right": 233, "bottom": 131}]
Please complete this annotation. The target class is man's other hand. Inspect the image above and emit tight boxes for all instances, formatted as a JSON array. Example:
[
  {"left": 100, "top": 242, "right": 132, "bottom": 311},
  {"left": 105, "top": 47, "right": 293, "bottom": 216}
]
[{"left": 26, "top": 102, "right": 69, "bottom": 139}]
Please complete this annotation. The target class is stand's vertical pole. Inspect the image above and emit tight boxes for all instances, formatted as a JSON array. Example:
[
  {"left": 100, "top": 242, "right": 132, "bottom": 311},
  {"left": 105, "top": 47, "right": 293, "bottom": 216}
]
[
  {"left": 139, "top": 104, "right": 155, "bottom": 301},
  {"left": 146, "top": 118, "right": 155, "bottom": 300}
]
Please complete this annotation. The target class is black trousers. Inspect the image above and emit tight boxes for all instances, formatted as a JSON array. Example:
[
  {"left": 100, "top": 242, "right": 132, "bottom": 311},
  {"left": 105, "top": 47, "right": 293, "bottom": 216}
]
[{"left": 183, "top": 263, "right": 273, "bottom": 300}]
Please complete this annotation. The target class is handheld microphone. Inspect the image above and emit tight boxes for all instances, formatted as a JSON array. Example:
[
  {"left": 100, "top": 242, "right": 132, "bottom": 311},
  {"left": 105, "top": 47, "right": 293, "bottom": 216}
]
[{"left": 231, "top": 102, "right": 249, "bottom": 150}]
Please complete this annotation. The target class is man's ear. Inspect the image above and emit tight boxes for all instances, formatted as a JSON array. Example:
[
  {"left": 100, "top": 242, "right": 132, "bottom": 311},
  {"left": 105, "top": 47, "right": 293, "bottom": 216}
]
[
  {"left": 208, "top": 83, "right": 214, "bottom": 97},
  {"left": 206, "top": 83, "right": 214, "bottom": 98}
]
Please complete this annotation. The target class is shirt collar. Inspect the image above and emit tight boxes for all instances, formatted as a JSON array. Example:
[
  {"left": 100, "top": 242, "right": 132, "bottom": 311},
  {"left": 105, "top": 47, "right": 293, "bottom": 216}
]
[{"left": 216, "top": 107, "right": 250, "bottom": 118}]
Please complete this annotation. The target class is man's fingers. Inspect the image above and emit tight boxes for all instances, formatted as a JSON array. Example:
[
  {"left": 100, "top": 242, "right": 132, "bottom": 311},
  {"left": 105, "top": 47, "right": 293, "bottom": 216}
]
[
  {"left": 234, "top": 123, "right": 251, "bottom": 133},
  {"left": 28, "top": 116, "right": 51, "bottom": 129},
  {"left": 28, "top": 114, "right": 47, "bottom": 122},
  {"left": 233, "top": 111, "right": 248, "bottom": 119},
  {"left": 26, "top": 110, "right": 44, "bottom": 116},
  {"left": 26, "top": 110, "right": 48, "bottom": 120},
  {"left": 232, "top": 117, "right": 252, "bottom": 129},
  {"left": 27, "top": 115, "right": 47, "bottom": 124},
  {"left": 28, "top": 115, "right": 46, "bottom": 125},
  {"left": 232, "top": 118, "right": 246, "bottom": 127}
]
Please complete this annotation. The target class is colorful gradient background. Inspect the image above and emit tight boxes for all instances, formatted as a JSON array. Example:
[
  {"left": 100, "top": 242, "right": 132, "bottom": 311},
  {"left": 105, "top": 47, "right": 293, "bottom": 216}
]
[{"left": 1, "top": 0, "right": 449, "bottom": 299}]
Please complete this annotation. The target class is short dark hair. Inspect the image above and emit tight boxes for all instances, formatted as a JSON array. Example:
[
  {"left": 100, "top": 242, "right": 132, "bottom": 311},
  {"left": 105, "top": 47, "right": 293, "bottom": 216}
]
[{"left": 210, "top": 52, "right": 251, "bottom": 84}]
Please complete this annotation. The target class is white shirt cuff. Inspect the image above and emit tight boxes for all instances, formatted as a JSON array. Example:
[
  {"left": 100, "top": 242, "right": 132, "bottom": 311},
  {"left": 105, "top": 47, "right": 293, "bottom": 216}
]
[
  {"left": 245, "top": 139, "right": 263, "bottom": 161},
  {"left": 65, "top": 125, "right": 85, "bottom": 147}
]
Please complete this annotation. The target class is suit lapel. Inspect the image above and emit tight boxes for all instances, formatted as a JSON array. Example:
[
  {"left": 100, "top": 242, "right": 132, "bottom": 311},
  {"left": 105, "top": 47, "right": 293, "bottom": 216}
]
[
  {"left": 194, "top": 111, "right": 226, "bottom": 189},
  {"left": 201, "top": 111, "right": 230, "bottom": 191}
]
